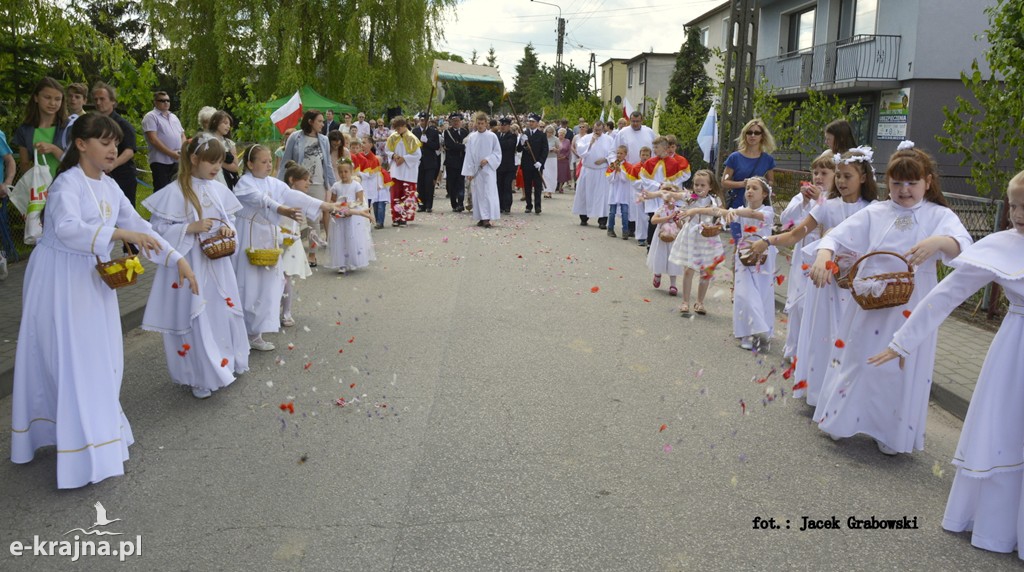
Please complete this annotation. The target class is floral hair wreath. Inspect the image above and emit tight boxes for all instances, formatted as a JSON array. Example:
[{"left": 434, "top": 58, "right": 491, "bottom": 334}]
[
  {"left": 750, "top": 176, "right": 773, "bottom": 195},
  {"left": 834, "top": 145, "right": 876, "bottom": 174}
]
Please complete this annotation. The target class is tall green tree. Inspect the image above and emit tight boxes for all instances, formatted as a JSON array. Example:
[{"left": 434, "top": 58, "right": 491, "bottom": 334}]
[
  {"left": 668, "top": 27, "right": 712, "bottom": 110},
  {"left": 512, "top": 43, "right": 541, "bottom": 108},
  {"left": 939, "top": 0, "right": 1024, "bottom": 198}
]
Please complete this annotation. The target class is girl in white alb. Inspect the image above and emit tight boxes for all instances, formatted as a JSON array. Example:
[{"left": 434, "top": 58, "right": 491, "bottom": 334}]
[
  {"left": 872, "top": 179, "right": 1024, "bottom": 555},
  {"left": 141, "top": 137, "right": 248, "bottom": 399},
  {"left": 724, "top": 177, "right": 776, "bottom": 351},
  {"left": 809, "top": 144, "right": 972, "bottom": 455},
  {"left": 233, "top": 145, "right": 341, "bottom": 350},
  {"left": 10, "top": 113, "right": 197, "bottom": 488},
  {"left": 326, "top": 159, "right": 375, "bottom": 273}
]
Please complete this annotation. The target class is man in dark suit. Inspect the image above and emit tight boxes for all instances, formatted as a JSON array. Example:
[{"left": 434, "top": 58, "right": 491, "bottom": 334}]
[
  {"left": 517, "top": 113, "right": 549, "bottom": 215},
  {"left": 412, "top": 112, "right": 440, "bottom": 212},
  {"left": 442, "top": 112, "right": 469, "bottom": 212},
  {"left": 495, "top": 117, "right": 517, "bottom": 213},
  {"left": 321, "top": 109, "right": 340, "bottom": 135}
]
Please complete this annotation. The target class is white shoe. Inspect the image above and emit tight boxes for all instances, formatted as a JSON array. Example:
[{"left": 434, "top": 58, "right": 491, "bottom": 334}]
[
  {"left": 337, "top": 267, "right": 347, "bottom": 275},
  {"left": 191, "top": 387, "right": 213, "bottom": 399},
  {"left": 876, "top": 440, "right": 898, "bottom": 456},
  {"left": 740, "top": 336, "right": 753, "bottom": 350},
  {"left": 829, "top": 433, "right": 842, "bottom": 442},
  {"left": 250, "top": 338, "right": 275, "bottom": 351},
  {"left": 281, "top": 314, "right": 295, "bottom": 327}
]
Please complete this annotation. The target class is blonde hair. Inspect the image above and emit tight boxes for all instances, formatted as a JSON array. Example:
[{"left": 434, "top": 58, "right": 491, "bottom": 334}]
[
  {"left": 692, "top": 169, "right": 724, "bottom": 204},
  {"left": 736, "top": 118, "right": 777, "bottom": 154},
  {"left": 810, "top": 149, "right": 836, "bottom": 171},
  {"left": 1008, "top": 170, "right": 1024, "bottom": 194}
]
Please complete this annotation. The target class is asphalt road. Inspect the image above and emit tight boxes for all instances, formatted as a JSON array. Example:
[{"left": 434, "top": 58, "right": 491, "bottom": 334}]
[{"left": 1, "top": 193, "right": 1018, "bottom": 570}]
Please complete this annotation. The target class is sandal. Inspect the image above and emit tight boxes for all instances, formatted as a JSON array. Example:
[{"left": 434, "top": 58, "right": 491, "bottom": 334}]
[
  {"left": 652, "top": 274, "right": 662, "bottom": 288},
  {"left": 679, "top": 303, "right": 690, "bottom": 315},
  {"left": 694, "top": 302, "right": 707, "bottom": 315},
  {"left": 669, "top": 286, "right": 678, "bottom": 296}
]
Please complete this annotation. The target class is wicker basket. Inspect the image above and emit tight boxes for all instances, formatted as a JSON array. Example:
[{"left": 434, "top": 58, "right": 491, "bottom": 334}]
[
  {"left": 95, "top": 243, "right": 142, "bottom": 290},
  {"left": 245, "top": 217, "right": 282, "bottom": 267},
  {"left": 738, "top": 234, "right": 768, "bottom": 267},
  {"left": 700, "top": 223, "right": 722, "bottom": 237},
  {"left": 849, "top": 251, "right": 915, "bottom": 310},
  {"left": 200, "top": 218, "right": 236, "bottom": 260}
]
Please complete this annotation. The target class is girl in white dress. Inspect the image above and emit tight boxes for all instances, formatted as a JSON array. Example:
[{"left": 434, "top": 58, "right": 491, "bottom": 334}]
[
  {"left": 871, "top": 173, "right": 1024, "bottom": 555},
  {"left": 646, "top": 198, "right": 683, "bottom": 295},
  {"left": 809, "top": 144, "right": 972, "bottom": 455},
  {"left": 141, "top": 137, "right": 248, "bottom": 399},
  {"left": 279, "top": 162, "right": 313, "bottom": 327},
  {"left": 723, "top": 177, "right": 776, "bottom": 351},
  {"left": 326, "top": 159, "right": 375, "bottom": 273},
  {"left": 668, "top": 169, "right": 726, "bottom": 315},
  {"left": 749, "top": 149, "right": 874, "bottom": 403},
  {"left": 10, "top": 114, "right": 198, "bottom": 488},
  {"left": 234, "top": 146, "right": 342, "bottom": 349}
]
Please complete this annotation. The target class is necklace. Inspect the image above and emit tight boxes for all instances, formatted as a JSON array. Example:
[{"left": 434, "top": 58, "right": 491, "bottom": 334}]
[{"left": 83, "top": 175, "right": 112, "bottom": 222}]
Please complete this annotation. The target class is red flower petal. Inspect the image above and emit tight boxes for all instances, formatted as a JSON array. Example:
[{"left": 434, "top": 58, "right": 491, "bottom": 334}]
[
  {"left": 220, "top": 358, "right": 229, "bottom": 367},
  {"left": 792, "top": 380, "right": 808, "bottom": 390},
  {"left": 348, "top": 337, "right": 355, "bottom": 343},
  {"left": 590, "top": 286, "right": 600, "bottom": 293},
  {"left": 303, "top": 362, "right": 312, "bottom": 370},
  {"left": 642, "top": 298, "right": 651, "bottom": 303},
  {"left": 825, "top": 261, "right": 840, "bottom": 274},
  {"left": 834, "top": 339, "right": 845, "bottom": 349},
  {"left": 177, "top": 350, "right": 187, "bottom": 357},
  {"left": 902, "top": 310, "right": 912, "bottom": 318},
  {"left": 743, "top": 225, "right": 758, "bottom": 233},
  {"left": 349, "top": 383, "right": 356, "bottom": 389},
  {"left": 338, "top": 349, "right": 344, "bottom": 353},
  {"left": 171, "top": 282, "right": 179, "bottom": 289},
  {"left": 801, "top": 263, "right": 810, "bottom": 271},
  {"left": 659, "top": 424, "right": 667, "bottom": 432},
  {"left": 775, "top": 275, "right": 785, "bottom": 285}
]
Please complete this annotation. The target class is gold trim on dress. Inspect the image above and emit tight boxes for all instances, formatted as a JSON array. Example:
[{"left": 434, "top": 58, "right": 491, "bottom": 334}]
[
  {"left": 952, "top": 458, "right": 1024, "bottom": 473},
  {"left": 11, "top": 417, "right": 57, "bottom": 432},
  {"left": 58, "top": 436, "right": 123, "bottom": 454},
  {"left": 90, "top": 225, "right": 105, "bottom": 254}
]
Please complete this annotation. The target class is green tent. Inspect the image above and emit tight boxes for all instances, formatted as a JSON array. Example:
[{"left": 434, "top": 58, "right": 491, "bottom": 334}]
[{"left": 264, "top": 85, "right": 358, "bottom": 115}]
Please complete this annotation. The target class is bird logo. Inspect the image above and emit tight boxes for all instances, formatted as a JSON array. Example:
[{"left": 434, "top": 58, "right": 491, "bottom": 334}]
[{"left": 63, "top": 502, "right": 124, "bottom": 536}]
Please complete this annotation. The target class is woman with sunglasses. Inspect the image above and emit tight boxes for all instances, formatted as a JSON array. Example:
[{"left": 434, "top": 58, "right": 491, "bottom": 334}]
[{"left": 722, "top": 119, "right": 777, "bottom": 244}]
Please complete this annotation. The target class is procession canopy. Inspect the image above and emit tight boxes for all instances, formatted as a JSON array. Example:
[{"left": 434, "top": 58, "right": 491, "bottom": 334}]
[
  {"left": 433, "top": 59, "right": 505, "bottom": 90},
  {"left": 264, "top": 85, "right": 358, "bottom": 115}
]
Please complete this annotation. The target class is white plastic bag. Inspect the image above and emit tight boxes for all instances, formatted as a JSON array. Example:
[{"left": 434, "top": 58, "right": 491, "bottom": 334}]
[{"left": 11, "top": 151, "right": 52, "bottom": 245}]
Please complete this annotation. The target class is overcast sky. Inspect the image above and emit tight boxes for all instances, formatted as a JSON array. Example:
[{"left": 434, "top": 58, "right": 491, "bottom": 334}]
[{"left": 437, "top": 0, "right": 724, "bottom": 89}]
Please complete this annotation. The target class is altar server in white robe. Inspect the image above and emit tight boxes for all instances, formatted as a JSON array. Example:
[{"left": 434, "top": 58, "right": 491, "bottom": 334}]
[
  {"left": 10, "top": 114, "right": 197, "bottom": 488},
  {"left": 870, "top": 174, "right": 1024, "bottom": 556},
  {"left": 571, "top": 121, "right": 615, "bottom": 226},
  {"left": 809, "top": 144, "right": 971, "bottom": 455},
  {"left": 462, "top": 112, "right": 501, "bottom": 228},
  {"left": 233, "top": 145, "right": 342, "bottom": 350},
  {"left": 141, "top": 137, "right": 248, "bottom": 399}
]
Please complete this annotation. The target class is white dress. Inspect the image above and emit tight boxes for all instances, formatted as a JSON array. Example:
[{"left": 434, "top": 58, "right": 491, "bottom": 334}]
[
  {"left": 779, "top": 194, "right": 821, "bottom": 359},
  {"left": 812, "top": 200, "right": 972, "bottom": 452},
  {"left": 141, "top": 178, "right": 249, "bottom": 392},
  {"left": 462, "top": 130, "right": 502, "bottom": 222},
  {"left": 326, "top": 181, "right": 375, "bottom": 270},
  {"left": 791, "top": 197, "right": 870, "bottom": 402},
  {"left": 10, "top": 166, "right": 182, "bottom": 489},
  {"left": 732, "top": 205, "right": 777, "bottom": 339},
  {"left": 669, "top": 195, "right": 725, "bottom": 271},
  {"left": 646, "top": 203, "right": 684, "bottom": 276},
  {"left": 279, "top": 218, "right": 311, "bottom": 278},
  {"left": 233, "top": 173, "right": 324, "bottom": 336},
  {"left": 571, "top": 134, "right": 615, "bottom": 219},
  {"left": 543, "top": 137, "right": 558, "bottom": 191},
  {"left": 888, "top": 231, "right": 1024, "bottom": 554}
]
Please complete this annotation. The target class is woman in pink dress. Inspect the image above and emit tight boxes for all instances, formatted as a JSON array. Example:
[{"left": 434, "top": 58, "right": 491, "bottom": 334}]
[{"left": 556, "top": 128, "right": 571, "bottom": 193}]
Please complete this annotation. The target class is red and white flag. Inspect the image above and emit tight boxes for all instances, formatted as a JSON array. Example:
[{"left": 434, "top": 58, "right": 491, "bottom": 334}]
[
  {"left": 271, "top": 91, "right": 303, "bottom": 134},
  {"left": 622, "top": 97, "right": 635, "bottom": 120}
]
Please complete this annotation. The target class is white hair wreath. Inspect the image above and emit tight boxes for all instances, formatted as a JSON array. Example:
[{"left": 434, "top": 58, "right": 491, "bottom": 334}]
[
  {"left": 834, "top": 145, "right": 876, "bottom": 173},
  {"left": 896, "top": 140, "right": 916, "bottom": 151}
]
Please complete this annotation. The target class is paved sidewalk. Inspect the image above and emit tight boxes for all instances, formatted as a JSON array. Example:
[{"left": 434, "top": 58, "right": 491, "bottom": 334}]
[
  {"left": 0, "top": 255, "right": 157, "bottom": 398},
  {"left": 771, "top": 247, "right": 994, "bottom": 421}
]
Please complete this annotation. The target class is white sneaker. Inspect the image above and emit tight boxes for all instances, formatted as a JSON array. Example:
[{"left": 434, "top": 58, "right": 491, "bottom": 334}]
[
  {"left": 281, "top": 314, "right": 295, "bottom": 327},
  {"left": 250, "top": 338, "right": 275, "bottom": 351},
  {"left": 740, "top": 336, "right": 753, "bottom": 350},
  {"left": 876, "top": 440, "right": 898, "bottom": 456},
  {"left": 191, "top": 387, "right": 213, "bottom": 399}
]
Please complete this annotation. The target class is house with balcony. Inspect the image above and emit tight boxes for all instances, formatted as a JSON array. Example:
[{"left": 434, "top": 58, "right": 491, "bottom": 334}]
[
  {"left": 685, "top": 1, "right": 731, "bottom": 83},
  {"left": 623, "top": 52, "right": 677, "bottom": 116},
  {"left": 599, "top": 58, "right": 628, "bottom": 110},
  {"left": 754, "top": 0, "right": 994, "bottom": 178}
]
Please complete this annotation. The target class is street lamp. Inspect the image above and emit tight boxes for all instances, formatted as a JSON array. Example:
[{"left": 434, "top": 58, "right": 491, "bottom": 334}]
[
  {"left": 530, "top": 0, "right": 565, "bottom": 107},
  {"left": 488, "top": 100, "right": 493, "bottom": 117}
]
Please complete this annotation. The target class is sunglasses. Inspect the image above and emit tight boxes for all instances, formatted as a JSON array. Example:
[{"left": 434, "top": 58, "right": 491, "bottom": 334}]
[
  {"left": 156, "top": 99, "right": 170, "bottom": 103},
  {"left": 746, "top": 130, "right": 763, "bottom": 136}
]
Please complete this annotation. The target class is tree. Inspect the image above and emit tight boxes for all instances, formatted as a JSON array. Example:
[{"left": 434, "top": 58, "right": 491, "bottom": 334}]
[
  {"left": 470, "top": 49, "right": 479, "bottom": 65},
  {"left": 669, "top": 27, "right": 711, "bottom": 110},
  {"left": 486, "top": 46, "right": 498, "bottom": 69},
  {"left": 939, "top": 0, "right": 1024, "bottom": 198}
]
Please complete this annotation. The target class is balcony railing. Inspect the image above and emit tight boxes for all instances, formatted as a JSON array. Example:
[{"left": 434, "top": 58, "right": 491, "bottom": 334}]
[{"left": 756, "top": 34, "right": 901, "bottom": 91}]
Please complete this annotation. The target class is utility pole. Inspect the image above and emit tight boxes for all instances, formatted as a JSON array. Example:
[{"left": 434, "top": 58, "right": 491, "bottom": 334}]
[
  {"left": 532, "top": 0, "right": 564, "bottom": 106},
  {"left": 717, "top": 0, "right": 759, "bottom": 175},
  {"left": 589, "top": 52, "right": 597, "bottom": 95}
]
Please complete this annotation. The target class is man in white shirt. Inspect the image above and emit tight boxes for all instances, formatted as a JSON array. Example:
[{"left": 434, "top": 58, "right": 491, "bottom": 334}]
[
  {"left": 142, "top": 91, "right": 186, "bottom": 191},
  {"left": 354, "top": 112, "right": 371, "bottom": 139}
]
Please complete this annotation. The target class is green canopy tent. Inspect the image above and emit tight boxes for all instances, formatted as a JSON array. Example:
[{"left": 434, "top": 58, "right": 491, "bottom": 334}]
[{"left": 256, "top": 86, "right": 359, "bottom": 141}]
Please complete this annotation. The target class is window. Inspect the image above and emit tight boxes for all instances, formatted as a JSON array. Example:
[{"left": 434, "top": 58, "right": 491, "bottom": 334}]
[
  {"left": 628, "top": 65, "right": 634, "bottom": 88},
  {"left": 639, "top": 61, "right": 646, "bottom": 85},
  {"left": 700, "top": 26, "right": 710, "bottom": 47},
  {"left": 853, "top": 0, "right": 878, "bottom": 37},
  {"left": 840, "top": 0, "right": 877, "bottom": 39},
  {"left": 721, "top": 17, "right": 730, "bottom": 50},
  {"left": 787, "top": 7, "right": 816, "bottom": 54}
]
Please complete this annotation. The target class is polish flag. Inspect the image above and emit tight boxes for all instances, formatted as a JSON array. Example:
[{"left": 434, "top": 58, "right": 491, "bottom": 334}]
[
  {"left": 622, "top": 97, "right": 635, "bottom": 120},
  {"left": 271, "top": 91, "right": 303, "bottom": 134}
]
